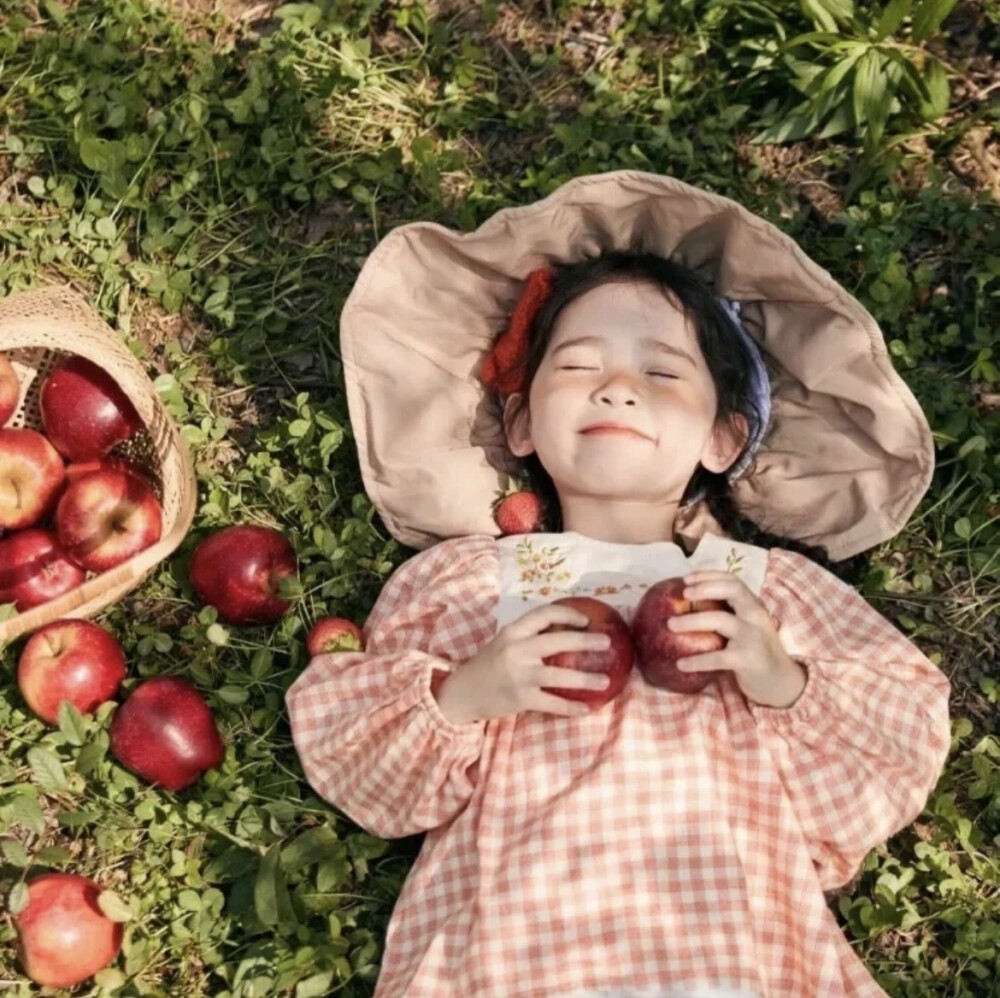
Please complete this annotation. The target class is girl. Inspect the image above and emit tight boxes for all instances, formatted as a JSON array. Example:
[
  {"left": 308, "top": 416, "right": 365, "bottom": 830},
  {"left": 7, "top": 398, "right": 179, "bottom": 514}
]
[{"left": 286, "top": 173, "right": 952, "bottom": 998}]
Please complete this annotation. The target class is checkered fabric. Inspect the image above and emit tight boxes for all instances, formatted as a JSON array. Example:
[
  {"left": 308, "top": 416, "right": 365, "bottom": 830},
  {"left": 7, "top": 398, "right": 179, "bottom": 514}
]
[{"left": 286, "top": 536, "right": 952, "bottom": 998}]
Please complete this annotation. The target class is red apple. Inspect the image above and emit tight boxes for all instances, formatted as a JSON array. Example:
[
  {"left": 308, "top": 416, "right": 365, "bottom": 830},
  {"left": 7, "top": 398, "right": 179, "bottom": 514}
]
[
  {"left": 65, "top": 455, "right": 149, "bottom": 485},
  {"left": 0, "top": 427, "right": 66, "bottom": 529},
  {"left": 109, "top": 676, "right": 225, "bottom": 791},
  {"left": 0, "top": 352, "right": 20, "bottom": 425},
  {"left": 14, "top": 873, "right": 124, "bottom": 987},
  {"left": 39, "top": 355, "right": 141, "bottom": 461},
  {"left": 307, "top": 616, "right": 364, "bottom": 656},
  {"left": 190, "top": 525, "right": 297, "bottom": 625},
  {"left": 632, "top": 577, "right": 730, "bottom": 694},
  {"left": 539, "top": 595, "right": 634, "bottom": 708},
  {"left": 18, "top": 619, "right": 127, "bottom": 724},
  {"left": 0, "top": 529, "right": 85, "bottom": 610},
  {"left": 55, "top": 467, "right": 162, "bottom": 572}
]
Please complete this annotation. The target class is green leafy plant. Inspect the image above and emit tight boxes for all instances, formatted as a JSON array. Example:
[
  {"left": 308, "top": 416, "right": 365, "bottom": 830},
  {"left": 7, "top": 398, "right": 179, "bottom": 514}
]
[{"left": 705, "top": 0, "right": 960, "bottom": 192}]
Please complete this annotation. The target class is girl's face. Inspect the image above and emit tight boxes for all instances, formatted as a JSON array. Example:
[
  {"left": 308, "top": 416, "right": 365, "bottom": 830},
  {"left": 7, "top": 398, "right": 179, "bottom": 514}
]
[{"left": 504, "top": 279, "right": 746, "bottom": 540}]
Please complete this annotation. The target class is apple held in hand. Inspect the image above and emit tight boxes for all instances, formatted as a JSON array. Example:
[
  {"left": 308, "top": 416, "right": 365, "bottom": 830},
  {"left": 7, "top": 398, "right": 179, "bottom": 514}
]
[
  {"left": 0, "top": 352, "right": 20, "bottom": 425},
  {"left": 40, "top": 355, "right": 141, "bottom": 461},
  {"left": 109, "top": 676, "right": 225, "bottom": 791},
  {"left": 307, "top": 616, "right": 364, "bottom": 656},
  {"left": 632, "top": 577, "right": 730, "bottom": 694},
  {"left": 190, "top": 525, "right": 297, "bottom": 625},
  {"left": 0, "top": 427, "right": 65, "bottom": 530},
  {"left": 0, "top": 529, "right": 85, "bottom": 610},
  {"left": 14, "top": 873, "right": 124, "bottom": 988},
  {"left": 539, "top": 595, "right": 634, "bottom": 708},
  {"left": 18, "top": 619, "right": 127, "bottom": 724},
  {"left": 56, "top": 467, "right": 162, "bottom": 572}
]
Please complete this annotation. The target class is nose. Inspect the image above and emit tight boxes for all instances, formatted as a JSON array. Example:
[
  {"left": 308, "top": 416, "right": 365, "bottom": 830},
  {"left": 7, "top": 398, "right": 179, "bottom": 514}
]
[{"left": 596, "top": 369, "right": 641, "bottom": 406}]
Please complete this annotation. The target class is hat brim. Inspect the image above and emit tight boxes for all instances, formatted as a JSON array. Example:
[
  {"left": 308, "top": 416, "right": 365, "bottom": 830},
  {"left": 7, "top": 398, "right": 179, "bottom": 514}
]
[{"left": 340, "top": 170, "right": 933, "bottom": 561}]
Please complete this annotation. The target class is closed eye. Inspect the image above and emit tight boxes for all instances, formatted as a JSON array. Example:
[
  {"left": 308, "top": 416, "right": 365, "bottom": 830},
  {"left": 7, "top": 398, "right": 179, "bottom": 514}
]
[{"left": 558, "top": 366, "right": 677, "bottom": 379}]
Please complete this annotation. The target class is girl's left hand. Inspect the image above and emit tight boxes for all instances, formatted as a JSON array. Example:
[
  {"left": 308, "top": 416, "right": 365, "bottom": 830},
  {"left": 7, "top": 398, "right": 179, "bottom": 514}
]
[{"left": 666, "top": 570, "right": 807, "bottom": 708}]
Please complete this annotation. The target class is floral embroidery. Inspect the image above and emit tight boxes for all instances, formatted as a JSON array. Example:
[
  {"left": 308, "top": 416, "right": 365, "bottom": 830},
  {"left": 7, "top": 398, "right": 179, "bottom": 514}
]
[
  {"left": 590, "top": 582, "right": 647, "bottom": 596},
  {"left": 514, "top": 538, "right": 573, "bottom": 599},
  {"left": 508, "top": 536, "right": 753, "bottom": 603}
]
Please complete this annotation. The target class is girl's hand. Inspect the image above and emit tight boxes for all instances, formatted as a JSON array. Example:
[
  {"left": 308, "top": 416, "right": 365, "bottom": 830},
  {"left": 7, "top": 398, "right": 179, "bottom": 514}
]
[{"left": 666, "top": 570, "right": 807, "bottom": 708}]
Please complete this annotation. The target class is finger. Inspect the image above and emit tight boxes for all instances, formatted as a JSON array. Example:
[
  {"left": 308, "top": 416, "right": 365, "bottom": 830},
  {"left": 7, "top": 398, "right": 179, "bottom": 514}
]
[
  {"left": 509, "top": 603, "right": 590, "bottom": 640},
  {"left": 532, "top": 691, "right": 595, "bottom": 717},
  {"left": 683, "top": 581, "right": 770, "bottom": 626},
  {"left": 538, "top": 665, "right": 612, "bottom": 692},
  {"left": 667, "top": 611, "right": 742, "bottom": 639},
  {"left": 532, "top": 630, "right": 612, "bottom": 659},
  {"left": 676, "top": 651, "right": 729, "bottom": 672}
]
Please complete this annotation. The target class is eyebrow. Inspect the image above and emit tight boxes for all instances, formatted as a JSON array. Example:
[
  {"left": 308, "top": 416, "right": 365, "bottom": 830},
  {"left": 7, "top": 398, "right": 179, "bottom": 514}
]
[{"left": 551, "top": 335, "right": 696, "bottom": 368}]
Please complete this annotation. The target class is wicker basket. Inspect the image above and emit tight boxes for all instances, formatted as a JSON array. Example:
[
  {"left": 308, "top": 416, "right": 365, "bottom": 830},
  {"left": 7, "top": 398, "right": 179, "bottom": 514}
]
[{"left": 0, "top": 285, "right": 197, "bottom": 644}]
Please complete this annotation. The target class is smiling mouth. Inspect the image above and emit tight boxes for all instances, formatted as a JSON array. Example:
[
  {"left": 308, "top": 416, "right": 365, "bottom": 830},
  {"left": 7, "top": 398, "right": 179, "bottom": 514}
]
[{"left": 580, "top": 427, "right": 648, "bottom": 440}]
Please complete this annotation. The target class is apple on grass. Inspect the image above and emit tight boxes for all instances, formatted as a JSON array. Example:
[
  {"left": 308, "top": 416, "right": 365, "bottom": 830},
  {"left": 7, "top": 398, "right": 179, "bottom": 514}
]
[
  {"left": 18, "top": 619, "right": 127, "bottom": 724},
  {"left": 190, "top": 524, "right": 298, "bottom": 625},
  {"left": 40, "top": 354, "right": 141, "bottom": 461},
  {"left": 0, "top": 427, "right": 65, "bottom": 530},
  {"left": 109, "top": 676, "right": 225, "bottom": 791},
  {"left": 14, "top": 873, "right": 124, "bottom": 988},
  {"left": 539, "top": 595, "right": 635, "bottom": 709},
  {"left": 56, "top": 467, "right": 162, "bottom": 572},
  {"left": 0, "top": 352, "right": 20, "bottom": 425},
  {"left": 307, "top": 617, "right": 364, "bottom": 656},
  {"left": 0, "top": 529, "right": 85, "bottom": 611},
  {"left": 632, "top": 577, "right": 731, "bottom": 694}
]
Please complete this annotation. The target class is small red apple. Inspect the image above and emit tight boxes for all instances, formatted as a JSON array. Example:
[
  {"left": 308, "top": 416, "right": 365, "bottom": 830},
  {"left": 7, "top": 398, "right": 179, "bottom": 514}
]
[
  {"left": 539, "top": 595, "right": 634, "bottom": 708},
  {"left": 40, "top": 355, "right": 142, "bottom": 461},
  {"left": 0, "top": 352, "right": 20, "bottom": 425},
  {"left": 18, "top": 619, "right": 127, "bottom": 724},
  {"left": 632, "top": 577, "right": 730, "bottom": 694},
  {"left": 306, "top": 616, "right": 364, "bottom": 657},
  {"left": 190, "top": 525, "right": 297, "bottom": 625},
  {"left": 0, "top": 529, "right": 85, "bottom": 611},
  {"left": 14, "top": 873, "right": 124, "bottom": 988},
  {"left": 0, "top": 427, "right": 66, "bottom": 530},
  {"left": 109, "top": 676, "right": 225, "bottom": 791},
  {"left": 55, "top": 467, "right": 162, "bottom": 572}
]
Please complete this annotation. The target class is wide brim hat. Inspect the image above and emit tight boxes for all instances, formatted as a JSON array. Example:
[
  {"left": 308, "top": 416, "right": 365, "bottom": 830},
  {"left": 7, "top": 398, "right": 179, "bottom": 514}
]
[{"left": 339, "top": 170, "right": 934, "bottom": 562}]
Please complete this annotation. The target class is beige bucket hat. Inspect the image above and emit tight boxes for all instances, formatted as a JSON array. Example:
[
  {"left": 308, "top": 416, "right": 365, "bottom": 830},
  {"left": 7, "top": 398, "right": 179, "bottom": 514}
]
[{"left": 339, "top": 171, "right": 934, "bottom": 563}]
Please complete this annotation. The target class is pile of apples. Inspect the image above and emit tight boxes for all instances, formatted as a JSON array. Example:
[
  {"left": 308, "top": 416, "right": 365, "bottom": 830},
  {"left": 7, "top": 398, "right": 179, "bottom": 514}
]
[
  {"left": 9, "top": 530, "right": 364, "bottom": 986},
  {"left": 3, "top": 351, "right": 366, "bottom": 987},
  {"left": 540, "top": 579, "right": 733, "bottom": 706},
  {"left": 0, "top": 353, "right": 163, "bottom": 610}
]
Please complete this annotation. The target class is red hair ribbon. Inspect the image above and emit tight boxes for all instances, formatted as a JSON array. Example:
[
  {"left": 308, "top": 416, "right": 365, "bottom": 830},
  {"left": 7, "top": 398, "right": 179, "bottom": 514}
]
[{"left": 480, "top": 267, "right": 554, "bottom": 397}]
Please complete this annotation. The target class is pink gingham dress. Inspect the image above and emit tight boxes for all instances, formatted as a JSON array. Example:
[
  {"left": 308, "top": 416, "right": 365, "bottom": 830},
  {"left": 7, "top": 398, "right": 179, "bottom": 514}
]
[{"left": 285, "top": 532, "right": 952, "bottom": 998}]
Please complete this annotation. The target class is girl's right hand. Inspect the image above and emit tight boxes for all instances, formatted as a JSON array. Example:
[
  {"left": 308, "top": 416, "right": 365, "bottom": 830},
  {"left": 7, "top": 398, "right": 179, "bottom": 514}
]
[{"left": 434, "top": 604, "right": 613, "bottom": 724}]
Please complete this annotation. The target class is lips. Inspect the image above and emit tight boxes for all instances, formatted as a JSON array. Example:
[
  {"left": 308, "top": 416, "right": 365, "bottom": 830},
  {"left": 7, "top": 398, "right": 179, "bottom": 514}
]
[{"left": 580, "top": 424, "right": 649, "bottom": 440}]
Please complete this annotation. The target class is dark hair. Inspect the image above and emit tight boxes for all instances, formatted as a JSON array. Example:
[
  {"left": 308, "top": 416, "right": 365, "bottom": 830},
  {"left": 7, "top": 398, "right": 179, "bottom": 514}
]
[{"left": 501, "top": 251, "right": 870, "bottom": 587}]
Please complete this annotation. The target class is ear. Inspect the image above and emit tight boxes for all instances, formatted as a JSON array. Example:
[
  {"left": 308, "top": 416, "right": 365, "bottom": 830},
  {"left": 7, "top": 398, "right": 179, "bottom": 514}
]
[
  {"left": 502, "top": 393, "right": 535, "bottom": 458},
  {"left": 700, "top": 413, "right": 749, "bottom": 475}
]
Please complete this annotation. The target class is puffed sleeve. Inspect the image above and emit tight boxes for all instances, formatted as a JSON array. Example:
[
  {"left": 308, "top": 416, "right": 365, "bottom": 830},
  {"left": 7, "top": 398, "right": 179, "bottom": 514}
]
[
  {"left": 750, "top": 548, "right": 953, "bottom": 892},
  {"left": 285, "top": 534, "right": 498, "bottom": 838}
]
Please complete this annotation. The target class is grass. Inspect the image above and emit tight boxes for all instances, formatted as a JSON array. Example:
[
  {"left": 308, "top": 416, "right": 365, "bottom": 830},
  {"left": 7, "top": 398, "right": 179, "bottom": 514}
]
[{"left": 0, "top": 0, "right": 999, "bottom": 994}]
